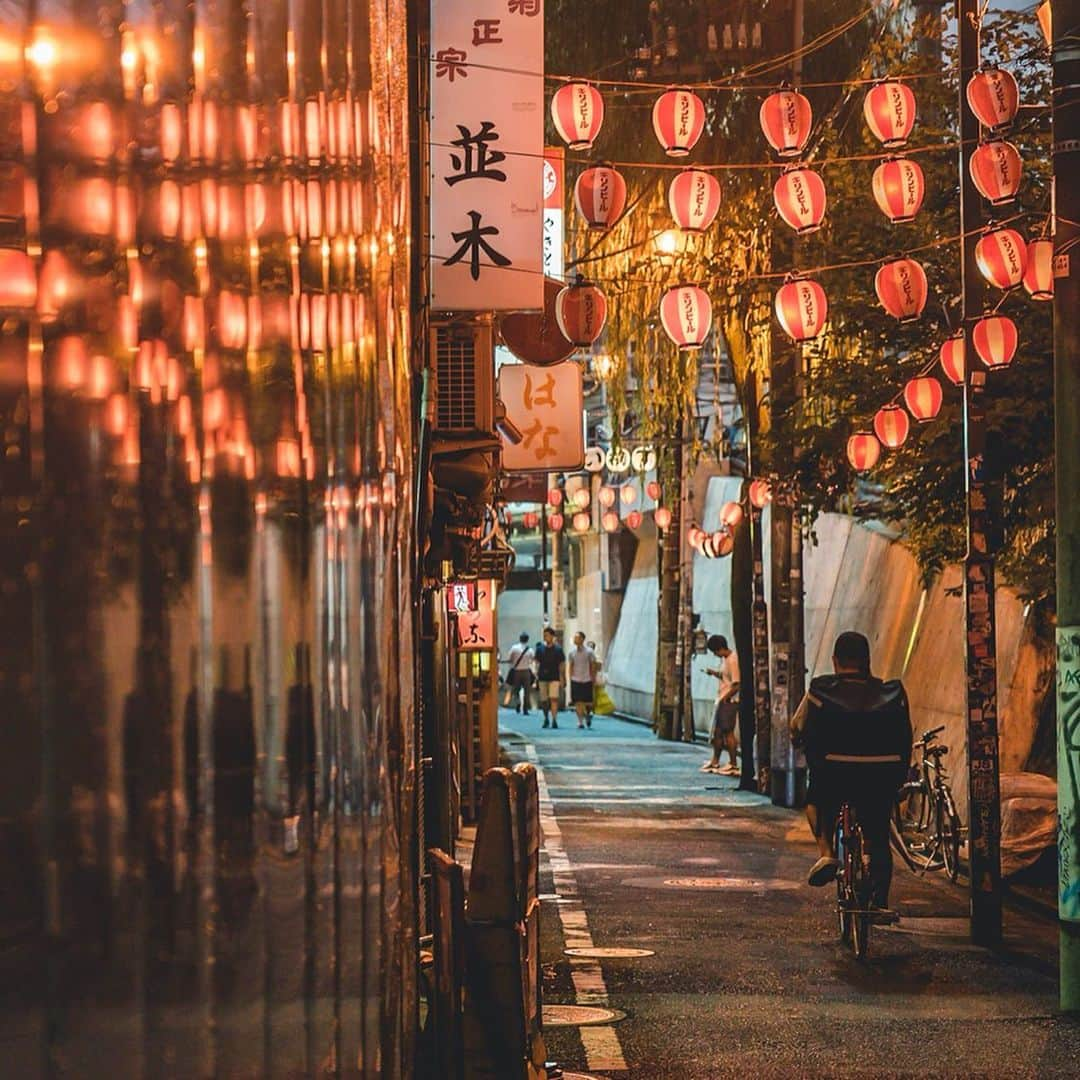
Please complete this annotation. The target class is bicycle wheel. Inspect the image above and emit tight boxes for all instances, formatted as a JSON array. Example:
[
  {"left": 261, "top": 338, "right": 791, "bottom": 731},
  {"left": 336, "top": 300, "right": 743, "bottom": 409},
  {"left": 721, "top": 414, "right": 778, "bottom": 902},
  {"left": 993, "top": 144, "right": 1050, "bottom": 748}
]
[
  {"left": 849, "top": 832, "right": 871, "bottom": 960},
  {"left": 938, "top": 790, "right": 962, "bottom": 883},
  {"left": 835, "top": 823, "right": 853, "bottom": 943},
  {"left": 890, "top": 802, "right": 920, "bottom": 871}
]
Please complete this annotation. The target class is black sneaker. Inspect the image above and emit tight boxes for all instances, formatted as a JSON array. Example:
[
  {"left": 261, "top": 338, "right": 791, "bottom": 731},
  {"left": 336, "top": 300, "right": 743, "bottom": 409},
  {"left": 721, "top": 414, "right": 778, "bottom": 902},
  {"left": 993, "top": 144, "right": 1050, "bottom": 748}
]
[
  {"left": 551, "top": 720, "right": 558, "bottom": 728},
  {"left": 542, "top": 720, "right": 549, "bottom": 729},
  {"left": 586, "top": 716, "right": 592, "bottom": 728}
]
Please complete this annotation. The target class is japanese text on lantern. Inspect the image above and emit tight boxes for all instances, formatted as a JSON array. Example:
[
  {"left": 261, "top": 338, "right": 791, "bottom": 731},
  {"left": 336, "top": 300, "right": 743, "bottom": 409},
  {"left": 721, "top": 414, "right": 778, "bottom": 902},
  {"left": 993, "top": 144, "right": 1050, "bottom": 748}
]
[
  {"left": 430, "top": 0, "right": 544, "bottom": 310},
  {"left": 498, "top": 361, "right": 584, "bottom": 471},
  {"left": 455, "top": 582, "right": 496, "bottom": 650}
]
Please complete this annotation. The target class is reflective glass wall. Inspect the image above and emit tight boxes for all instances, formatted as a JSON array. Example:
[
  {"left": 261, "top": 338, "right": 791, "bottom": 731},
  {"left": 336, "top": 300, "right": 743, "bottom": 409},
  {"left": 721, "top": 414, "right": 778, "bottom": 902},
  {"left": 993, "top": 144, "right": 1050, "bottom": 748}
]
[{"left": 0, "top": 0, "right": 416, "bottom": 1074}]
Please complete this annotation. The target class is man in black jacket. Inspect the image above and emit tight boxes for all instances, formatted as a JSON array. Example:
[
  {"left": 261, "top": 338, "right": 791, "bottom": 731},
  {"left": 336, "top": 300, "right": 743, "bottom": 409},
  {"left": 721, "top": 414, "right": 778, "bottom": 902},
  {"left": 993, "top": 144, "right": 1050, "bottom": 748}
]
[{"left": 790, "top": 631, "right": 912, "bottom": 910}]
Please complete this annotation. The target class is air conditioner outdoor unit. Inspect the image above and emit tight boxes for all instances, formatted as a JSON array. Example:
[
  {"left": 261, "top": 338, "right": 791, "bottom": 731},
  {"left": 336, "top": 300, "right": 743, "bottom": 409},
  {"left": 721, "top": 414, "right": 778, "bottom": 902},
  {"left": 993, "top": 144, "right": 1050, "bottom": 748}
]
[{"left": 429, "top": 318, "right": 495, "bottom": 436}]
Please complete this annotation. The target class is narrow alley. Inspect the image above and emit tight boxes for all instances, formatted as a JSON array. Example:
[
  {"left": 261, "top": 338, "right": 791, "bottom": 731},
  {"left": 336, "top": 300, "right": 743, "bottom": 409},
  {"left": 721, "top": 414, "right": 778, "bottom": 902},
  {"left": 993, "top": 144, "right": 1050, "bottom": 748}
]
[{"left": 499, "top": 710, "right": 1080, "bottom": 1079}]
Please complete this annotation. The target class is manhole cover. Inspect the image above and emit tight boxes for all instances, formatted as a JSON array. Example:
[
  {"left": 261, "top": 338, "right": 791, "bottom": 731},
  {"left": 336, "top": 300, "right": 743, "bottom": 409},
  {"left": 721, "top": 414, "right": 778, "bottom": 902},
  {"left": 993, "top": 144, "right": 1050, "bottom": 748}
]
[
  {"left": 542, "top": 1004, "right": 626, "bottom": 1028},
  {"left": 564, "top": 946, "right": 654, "bottom": 959}
]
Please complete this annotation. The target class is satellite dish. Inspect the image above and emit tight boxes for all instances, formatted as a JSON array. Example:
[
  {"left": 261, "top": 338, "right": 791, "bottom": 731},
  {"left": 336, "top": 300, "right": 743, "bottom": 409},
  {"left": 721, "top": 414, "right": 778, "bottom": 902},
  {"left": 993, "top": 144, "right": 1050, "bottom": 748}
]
[{"left": 498, "top": 277, "right": 576, "bottom": 366}]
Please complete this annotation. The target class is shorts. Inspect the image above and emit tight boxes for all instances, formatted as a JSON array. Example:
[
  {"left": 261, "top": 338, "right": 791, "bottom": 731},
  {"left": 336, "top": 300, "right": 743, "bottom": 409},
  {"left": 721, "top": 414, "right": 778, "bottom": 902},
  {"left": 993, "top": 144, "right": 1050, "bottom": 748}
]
[
  {"left": 538, "top": 679, "right": 561, "bottom": 702},
  {"left": 710, "top": 701, "right": 737, "bottom": 745},
  {"left": 570, "top": 680, "right": 593, "bottom": 705}
]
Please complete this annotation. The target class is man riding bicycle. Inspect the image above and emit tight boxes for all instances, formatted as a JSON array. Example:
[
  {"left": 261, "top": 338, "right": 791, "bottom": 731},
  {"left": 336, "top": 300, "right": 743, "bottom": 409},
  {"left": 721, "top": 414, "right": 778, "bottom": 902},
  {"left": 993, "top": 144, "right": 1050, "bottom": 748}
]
[{"left": 791, "top": 631, "right": 912, "bottom": 913}]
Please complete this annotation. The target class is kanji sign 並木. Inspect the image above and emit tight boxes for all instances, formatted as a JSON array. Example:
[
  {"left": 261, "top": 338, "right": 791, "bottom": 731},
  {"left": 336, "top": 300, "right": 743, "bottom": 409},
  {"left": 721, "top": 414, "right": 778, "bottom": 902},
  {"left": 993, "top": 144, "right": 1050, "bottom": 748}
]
[
  {"left": 498, "top": 361, "right": 584, "bottom": 472},
  {"left": 430, "top": 0, "right": 544, "bottom": 311}
]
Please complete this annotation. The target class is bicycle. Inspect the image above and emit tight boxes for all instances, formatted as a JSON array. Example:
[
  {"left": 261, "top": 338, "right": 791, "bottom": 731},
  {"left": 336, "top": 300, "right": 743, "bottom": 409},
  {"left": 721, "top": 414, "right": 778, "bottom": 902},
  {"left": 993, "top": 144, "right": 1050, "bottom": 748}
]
[
  {"left": 890, "top": 725, "right": 963, "bottom": 882},
  {"left": 834, "top": 801, "right": 874, "bottom": 959}
]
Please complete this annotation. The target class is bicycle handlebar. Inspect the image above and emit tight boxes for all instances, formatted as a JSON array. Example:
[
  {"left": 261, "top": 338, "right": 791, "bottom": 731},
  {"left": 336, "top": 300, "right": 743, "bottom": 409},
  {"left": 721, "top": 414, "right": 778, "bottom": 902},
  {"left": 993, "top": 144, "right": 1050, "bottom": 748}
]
[{"left": 919, "top": 725, "right": 946, "bottom": 743}]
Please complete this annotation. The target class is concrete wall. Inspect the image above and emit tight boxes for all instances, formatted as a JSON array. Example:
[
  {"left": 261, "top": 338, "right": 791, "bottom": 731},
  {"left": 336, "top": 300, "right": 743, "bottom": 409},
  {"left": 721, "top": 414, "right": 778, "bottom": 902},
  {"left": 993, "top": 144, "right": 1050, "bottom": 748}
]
[{"left": 604, "top": 494, "right": 1051, "bottom": 821}]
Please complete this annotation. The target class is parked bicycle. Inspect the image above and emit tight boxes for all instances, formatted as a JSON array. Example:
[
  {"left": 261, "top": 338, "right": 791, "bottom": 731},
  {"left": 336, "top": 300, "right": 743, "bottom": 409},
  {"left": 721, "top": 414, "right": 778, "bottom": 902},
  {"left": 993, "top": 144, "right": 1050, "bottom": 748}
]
[
  {"left": 890, "top": 725, "right": 963, "bottom": 882},
  {"left": 835, "top": 802, "right": 873, "bottom": 959}
]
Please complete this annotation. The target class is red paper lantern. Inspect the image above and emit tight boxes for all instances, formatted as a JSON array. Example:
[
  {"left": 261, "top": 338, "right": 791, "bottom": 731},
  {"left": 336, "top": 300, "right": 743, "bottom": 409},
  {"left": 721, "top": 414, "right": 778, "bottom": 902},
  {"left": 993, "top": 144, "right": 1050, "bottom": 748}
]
[
  {"left": 847, "top": 432, "right": 881, "bottom": 471},
  {"left": 759, "top": 89, "right": 813, "bottom": 158},
  {"left": 573, "top": 487, "right": 591, "bottom": 509},
  {"left": 548, "top": 512, "right": 564, "bottom": 532},
  {"left": 620, "top": 484, "right": 638, "bottom": 506},
  {"left": 701, "top": 533, "right": 717, "bottom": 558},
  {"left": 687, "top": 524, "right": 706, "bottom": 549},
  {"left": 626, "top": 510, "right": 643, "bottom": 530},
  {"left": 975, "top": 228, "right": 1027, "bottom": 290},
  {"left": 871, "top": 158, "right": 925, "bottom": 223},
  {"left": 1023, "top": 238, "right": 1054, "bottom": 301},
  {"left": 653, "top": 88, "right": 706, "bottom": 157},
  {"left": 523, "top": 511, "right": 540, "bottom": 529},
  {"left": 719, "top": 501, "right": 744, "bottom": 529},
  {"left": 572, "top": 511, "right": 591, "bottom": 532},
  {"left": 774, "top": 279, "right": 828, "bottom": 341},
  {"left": 773, "top": 168, "right": 827, "bottom": 234},
  {"left": 749, "top": 478, "right": 772, "bottom": 509},
  {"left": 863, "top": 82, "right": 917, "bottom": 149},
  {"left": 874, "top": 404, "right": 910, "bottom": 449},
  {"left": 939, "top": 334, "right": 965, "bottom": 386},
  {"left": 712, "top": 530, "right": 734, "bottom": 557},
  {"left": 574, "top": 166, "right": 627, "bottom": 230},
  {"left": 550, "top": 82, "right": 604, "bottom": 150},
  {"left": 875, "top": 258, "right": 928, "bottom": 322},
  {"left": 972, "top": 315, "right": 1018, "bottom": 369},
  {"left": 966, "top": 67, "right": 1020, "bottom": 132},
  {"left": 668, "top": 169, "right": 722, "bottom": 232},
  {"left": 903, "top": 376, "right": 943, "bottom": 422},
  {"left": 599, "top": 486, "right": 617, "bottom": 508},
  {"left": 660, "top": 285, "right": 712, "bottom": 350},
  {"left": 969, "top": 141, "right": 1023, "bottom": 205},
  {"left": 602, "top": 510, "right": 620, "bottom": 532},
  {"left": 555, "top": 281, "right": 607, "bottom": 347},
  {"left": 646, "top": 480, "right": 661, "bottom": 501},
  {"left": 0, "top": 249, "right": 37, "bottom": 308},
  {"left": 655, "top": 506, "right": 673, "bottom": 530},
  {"left": 548, "top": 488, "right": 564, "bottom": 507}
]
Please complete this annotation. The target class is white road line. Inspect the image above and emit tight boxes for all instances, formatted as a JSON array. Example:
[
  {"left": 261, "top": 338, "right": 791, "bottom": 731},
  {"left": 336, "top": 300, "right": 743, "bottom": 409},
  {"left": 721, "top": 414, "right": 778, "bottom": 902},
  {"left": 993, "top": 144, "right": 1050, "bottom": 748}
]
[{"left": 523, "top": 743, "right": 629, "bottom": 1074}]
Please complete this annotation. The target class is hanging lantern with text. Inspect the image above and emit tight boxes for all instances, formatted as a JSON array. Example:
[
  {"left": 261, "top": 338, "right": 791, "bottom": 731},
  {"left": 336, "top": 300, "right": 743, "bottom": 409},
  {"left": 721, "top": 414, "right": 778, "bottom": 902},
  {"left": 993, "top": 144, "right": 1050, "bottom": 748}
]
[
  {"left": 972, "top": 314, "right": 1018, "bottom": 369},
  {"left": 1023, "top": 238, "right": 1054, "bottom": 300},
  {"left": 719, "top": 501, "right": 744, "bottom": 529},
  {"left": 969, "top": 140, "right": 1023, "bottom": 205},
  {"left": 601, "top": 510, "right": 620, "bottom": 533},
  {"left": 749, "top": 478, "right": 772, "bottom": 509},
  {"left": 660, "top": 285, "right": 712, "bottom": 350},
  {"left": 759, "top": 89, "right": 813, "bottom": 158},
  {"left": 573, "top": 487, "right": 590, "bottom": 509},
  {"left": 574, "top": 165, "right": 627, "bottom": 230},
  {"left": 652, "top": 88, "right": 706, "bottom": 157},
  {"left": 847, "top": 431, "right": 882, "bottom": 471},
  {"left": 620, "top": 484, "right": 638, "bottom": 506},
  {"left": 550, "top": 82, "right": 605, "bottom": 150},
  {"left": 873, "top": 404, "right": 910, "bottom": 449},
  {"left": 572, "top": 511, "right": 591, "bottom": 532},
  {"left": 655, "top": 506, "right": 673, "bottom": 530},
  {"left": 548, "top": 487, "right": 564, "bottom": 507},
  {"left": 903, "top": 376, "right": 943, "bottom": 422},
  {"left": 871, "top": 158, "right": 925, "bottom": 223},
  {"left": 646, "top": 479, "right": 662, "bottom": 501},
  {"left": 668, "top": 169, "right": 722, "bottom": 232},
  {"left": 773, "top": 167, "right": 827, "bottom": 234},
  {"left": 555, "top": 280, "right": 607, "bottom": 347},
  {"left": 523, "top": 511, "right": 540, "bottom": 529},
  {"left": 598, "top": 486, "right": 616, "bottom": 508},
  {"left": 626, "top": 510, "right": 643, "bottom": 530},
  {"left": 875, "top": 258, "right": 928, "bottom": 321},
  {"left": 863, "top": 81, "right": 917, "bottom": 149},
  {"left": 940, "top": 335, "right": 965, "bottom": 385},
  {"left": 975, "top": 227, "right": 1027, "bottom": 290},
  {"left": 548, "top": 512, "right": 565, "bottom": 531},
  {"left": 774, "top": 278, "right": 828, "bottom": 341},
  {"left": 966, "top": 66, "right": 1020, "bottom": 132}
]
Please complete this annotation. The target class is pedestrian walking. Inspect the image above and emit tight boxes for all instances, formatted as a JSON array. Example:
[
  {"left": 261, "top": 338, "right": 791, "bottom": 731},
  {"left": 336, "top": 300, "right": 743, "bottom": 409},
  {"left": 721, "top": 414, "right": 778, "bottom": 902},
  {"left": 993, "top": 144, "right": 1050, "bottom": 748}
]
[
  {"left": 533, "top": 627, "right": 566, "bottom": 729},
  {"left": 568, "top": 632, "right": 599, "bottom": 729},
  {"left": 586, "top": 640, "right": 600, "bottom": 723},
  {"left": 702, "top": 634, "right": 740, "bottom": 774},
  {"left": 504, "top": 632, "right": 534, "bottom": 714}
]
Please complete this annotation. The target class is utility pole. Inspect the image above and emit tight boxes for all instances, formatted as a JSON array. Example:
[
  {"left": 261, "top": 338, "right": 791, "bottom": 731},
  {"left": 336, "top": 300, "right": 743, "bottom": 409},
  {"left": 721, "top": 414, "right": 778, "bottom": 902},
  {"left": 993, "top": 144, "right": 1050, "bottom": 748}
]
[
  {"left": 1052, "top": 0, "right": 1080, "bottom": 1012},
  {"left": 540, "top": 499, "right": 549, "bottom": 619},
  {"left": 656, "top": 425, "right": 685, "bottom": 740},
  {"left": 958, "top": 0, "right": 1002, "bottom": 946},
  {"left": 769, "top": 0, "right": 806, "bottom": 807}
]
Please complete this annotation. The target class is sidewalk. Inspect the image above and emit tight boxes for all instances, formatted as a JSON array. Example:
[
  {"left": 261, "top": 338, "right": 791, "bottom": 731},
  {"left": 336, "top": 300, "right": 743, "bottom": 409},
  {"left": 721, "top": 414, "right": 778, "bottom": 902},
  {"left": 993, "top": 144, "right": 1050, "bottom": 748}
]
[{"left": 499, "top": 706, "right": 1079, "bottom": 1079}]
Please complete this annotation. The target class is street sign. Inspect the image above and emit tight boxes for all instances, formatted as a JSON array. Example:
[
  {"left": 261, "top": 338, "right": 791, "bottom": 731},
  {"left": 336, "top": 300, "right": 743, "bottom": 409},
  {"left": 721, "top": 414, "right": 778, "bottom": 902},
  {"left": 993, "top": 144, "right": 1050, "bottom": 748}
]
[
  {"left": 455, "top": 580, "right": 495, "bottom": 650},
  {"left": 498, "top": 361, "right": 584, "bottom": 472}
]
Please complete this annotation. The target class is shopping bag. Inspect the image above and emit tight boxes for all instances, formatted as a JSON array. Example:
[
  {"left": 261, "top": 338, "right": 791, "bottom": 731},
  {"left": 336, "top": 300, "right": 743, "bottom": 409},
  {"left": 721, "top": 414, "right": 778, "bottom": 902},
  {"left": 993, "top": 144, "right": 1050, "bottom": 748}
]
[{"left": 593, "top": 686, "right": 616, "bottom": 715}]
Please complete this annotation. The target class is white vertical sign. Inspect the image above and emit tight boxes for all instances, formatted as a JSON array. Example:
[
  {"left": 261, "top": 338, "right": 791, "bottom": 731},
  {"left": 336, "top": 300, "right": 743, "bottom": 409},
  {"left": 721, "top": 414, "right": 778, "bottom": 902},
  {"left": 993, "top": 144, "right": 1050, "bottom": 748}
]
[
  {"left": 429, "top": 0, "right": 544, "bottom": 311},
  {"left": 543, "top": 147, "right": 565, "bottom": 281}
]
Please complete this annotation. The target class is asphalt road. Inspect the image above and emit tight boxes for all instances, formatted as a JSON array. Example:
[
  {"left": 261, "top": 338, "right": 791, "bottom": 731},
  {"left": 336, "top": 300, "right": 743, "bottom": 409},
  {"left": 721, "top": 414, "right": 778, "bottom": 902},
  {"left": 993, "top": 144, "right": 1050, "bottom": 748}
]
[{"left": 500, "top": 707, "right": 1080, "bottom": 1079}]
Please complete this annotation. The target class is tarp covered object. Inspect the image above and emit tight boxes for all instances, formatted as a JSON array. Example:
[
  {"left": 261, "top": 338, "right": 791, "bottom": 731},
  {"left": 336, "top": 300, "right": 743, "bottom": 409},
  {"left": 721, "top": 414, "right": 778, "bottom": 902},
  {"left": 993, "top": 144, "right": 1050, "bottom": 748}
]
[{"left": 1000, "top": 772, "right": 1057, "bottom": 878}]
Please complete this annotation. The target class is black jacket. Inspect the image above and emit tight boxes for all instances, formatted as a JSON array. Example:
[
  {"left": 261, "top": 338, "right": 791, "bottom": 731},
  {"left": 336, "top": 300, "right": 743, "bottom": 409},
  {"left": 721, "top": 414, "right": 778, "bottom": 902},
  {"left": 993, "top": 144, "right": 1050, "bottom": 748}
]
[{"left": 794, "top": 673, "right": 913, "bottom": 799}]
